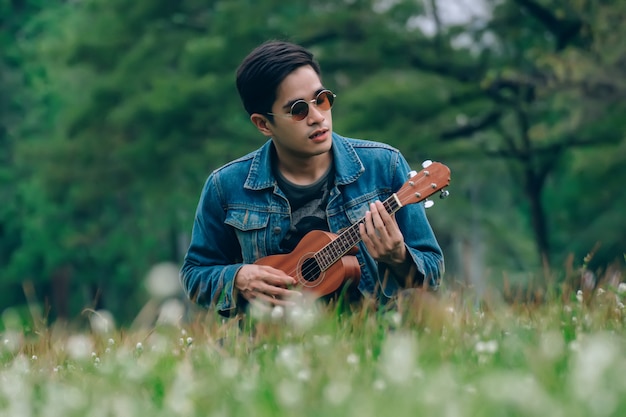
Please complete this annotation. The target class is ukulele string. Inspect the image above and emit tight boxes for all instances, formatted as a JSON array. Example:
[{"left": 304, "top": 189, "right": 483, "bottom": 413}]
[{"left": 281, "top": 221, "right": 364, "bottom": 281}]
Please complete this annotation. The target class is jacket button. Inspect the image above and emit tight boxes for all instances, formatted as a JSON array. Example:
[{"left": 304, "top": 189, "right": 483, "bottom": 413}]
[{"left": 272, "top": 226, "right": 282, "bottom": 234}]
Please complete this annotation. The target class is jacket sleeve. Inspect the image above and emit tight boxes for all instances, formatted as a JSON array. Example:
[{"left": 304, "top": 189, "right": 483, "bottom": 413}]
[
  {"left": 381, "top": 152, "right": 445, "bottom": 289},
  {"left": 180, "top": 173, "right": 244, "bottom": 316}
]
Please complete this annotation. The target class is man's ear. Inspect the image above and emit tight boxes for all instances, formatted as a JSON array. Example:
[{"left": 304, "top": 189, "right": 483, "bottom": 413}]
[{"left": 250, "top": 113, "right": 273, "bottom": 137}]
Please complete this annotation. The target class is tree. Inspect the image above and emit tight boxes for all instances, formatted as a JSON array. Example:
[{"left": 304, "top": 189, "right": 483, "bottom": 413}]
[
  {"left": 0, "top": 0, "right": 67, "bottom": 316},
  {"left": 338, "top": 0, "right": 626, "bottom": 271}
]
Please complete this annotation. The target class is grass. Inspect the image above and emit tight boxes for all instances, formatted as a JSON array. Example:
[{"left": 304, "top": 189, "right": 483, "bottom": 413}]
[{"left": 2, "top": 278, "right": 626, "bottom": 417}]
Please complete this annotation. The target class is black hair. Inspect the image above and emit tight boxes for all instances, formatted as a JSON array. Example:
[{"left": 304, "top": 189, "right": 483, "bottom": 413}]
[{"left": 236, "top": 40, "right": 321, "bottom": 119}]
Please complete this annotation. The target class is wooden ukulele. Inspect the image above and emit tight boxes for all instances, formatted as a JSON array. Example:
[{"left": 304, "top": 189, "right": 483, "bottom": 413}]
[{"left": 255, "top": 161, "right": 451, "bottom": 297}]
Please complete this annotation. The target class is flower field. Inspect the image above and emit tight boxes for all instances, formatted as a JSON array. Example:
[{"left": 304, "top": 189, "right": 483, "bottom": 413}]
[{"left": 2, "top": 283, "right": 626, "bottom": 417}]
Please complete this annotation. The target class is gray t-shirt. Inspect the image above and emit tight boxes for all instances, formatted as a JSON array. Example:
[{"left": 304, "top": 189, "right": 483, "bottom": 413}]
[{"left": 275, "top": 165, "right": 334, "bottom": 253}]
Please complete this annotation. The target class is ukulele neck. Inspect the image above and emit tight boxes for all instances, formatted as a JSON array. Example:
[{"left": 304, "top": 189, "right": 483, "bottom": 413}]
[{"left": 314, "top": 194, "right": 401, "bottom": 271}]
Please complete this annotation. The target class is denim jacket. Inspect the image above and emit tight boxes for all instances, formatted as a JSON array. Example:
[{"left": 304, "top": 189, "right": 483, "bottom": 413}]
[{"left": 181, "top": 133, "right": 444, "bottom": 315}]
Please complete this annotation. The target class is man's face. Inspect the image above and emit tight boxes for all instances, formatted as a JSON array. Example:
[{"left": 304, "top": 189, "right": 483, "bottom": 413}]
[{"left": 254, "top": 65, "right": 333, "bottom": 162}]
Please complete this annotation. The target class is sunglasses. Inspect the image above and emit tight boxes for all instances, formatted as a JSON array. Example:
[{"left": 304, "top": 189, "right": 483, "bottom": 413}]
[{"left": 268, "top": 90, "right": 336, "bottom": 122}]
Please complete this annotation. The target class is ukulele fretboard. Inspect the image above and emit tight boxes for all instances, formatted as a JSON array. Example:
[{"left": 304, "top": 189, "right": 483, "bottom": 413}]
[{"left": 314, "top": 195, "right": 402, "bottom": 271}]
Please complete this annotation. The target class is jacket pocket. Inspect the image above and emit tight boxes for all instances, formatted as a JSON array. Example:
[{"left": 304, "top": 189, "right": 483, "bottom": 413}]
[
  {"left": 343, "top": 190, "right": 391, "bottom": 225},
  {"left": 344, "top": 203, "right": 368, "bottom": 225},
  {"left": 224, "top": 208, "right": 270, "bottom": 263}
]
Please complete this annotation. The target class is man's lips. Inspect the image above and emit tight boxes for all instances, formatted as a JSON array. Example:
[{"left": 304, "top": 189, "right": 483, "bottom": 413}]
[{"left": 309, "top": 128, "right": 329, "bottom": 140}]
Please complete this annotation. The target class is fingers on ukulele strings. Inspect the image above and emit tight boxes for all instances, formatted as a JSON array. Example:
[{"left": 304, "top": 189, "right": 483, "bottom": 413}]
[
  {"left": 371, "top": 201, "right": 390, "bottom": 228},
  {"left": 364, "top": 206, "right": 384, "bottom": 240},
  {"left": 264, "top": 271, "right": 297, "bottom": 287}
]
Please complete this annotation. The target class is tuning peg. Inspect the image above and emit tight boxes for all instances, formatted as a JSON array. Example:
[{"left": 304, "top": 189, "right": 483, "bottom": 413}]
[
  {"left": 407, "top": 170, "right": 417, "bottom": 179},
  {"left": 424, "top": 199, "right": 434, "bottom": 209},
  {"left": 440, "top": 189, "right": 450, "bottom": 199},
  {"left": 422, "top": 160, "right": 433, "bottom": 168}
]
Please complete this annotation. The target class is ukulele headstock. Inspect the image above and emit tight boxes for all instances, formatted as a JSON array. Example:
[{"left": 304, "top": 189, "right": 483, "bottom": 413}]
[{"left": 397, "top": 161, "right": 451, "bottom": 208}]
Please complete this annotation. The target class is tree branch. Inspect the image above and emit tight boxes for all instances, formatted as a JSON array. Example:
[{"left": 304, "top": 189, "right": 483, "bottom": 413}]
[
  {"left": 511, "top": 0, "right": 584, "bottom": 50},
  {"left": 483, "top": 133, "right": 621, "bottom": 160},
  {"left": 406, "top": 53, "right": 484, "bottom": 83},
  {"left": 440, "top": 110, "right": 502, "bottom": 140}
]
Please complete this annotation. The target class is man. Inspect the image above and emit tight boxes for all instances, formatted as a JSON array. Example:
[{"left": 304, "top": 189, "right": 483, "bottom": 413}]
[{"left": 180, "top": 40, "right": 444, "bottom": 316}]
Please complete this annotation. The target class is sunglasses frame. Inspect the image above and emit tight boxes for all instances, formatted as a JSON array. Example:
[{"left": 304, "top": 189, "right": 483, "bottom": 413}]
[{"left": 267, "top": 89, "right": 336, "bottom": 121}]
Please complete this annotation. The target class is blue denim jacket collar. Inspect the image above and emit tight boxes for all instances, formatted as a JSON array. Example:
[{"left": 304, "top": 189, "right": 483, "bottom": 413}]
[{"left": 244, "top": 133, "right": 365, "bottom": 191}]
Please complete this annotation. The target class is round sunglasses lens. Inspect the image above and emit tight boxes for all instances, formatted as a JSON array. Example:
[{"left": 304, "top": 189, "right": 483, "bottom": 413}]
[
  {"left": 290, "top": 101, "right": 309, "bottom": 121},
  {"left": 318, "top": 91, "right": 335, "bottom": 110}
]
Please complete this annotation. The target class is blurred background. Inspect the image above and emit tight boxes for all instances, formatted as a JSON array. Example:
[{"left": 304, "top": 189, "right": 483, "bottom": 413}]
[{"left": 1, "top": 0, "right": 624, "bottom": 325}]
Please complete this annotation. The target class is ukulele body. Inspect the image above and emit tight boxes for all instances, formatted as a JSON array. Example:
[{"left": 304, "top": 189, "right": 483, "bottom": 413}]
[{"left": 254, "top": 230, "right": 361, "bottom": 297}]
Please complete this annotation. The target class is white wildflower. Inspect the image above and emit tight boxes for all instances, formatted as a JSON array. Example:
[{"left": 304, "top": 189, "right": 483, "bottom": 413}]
[
  {"left": 346, "top": 353, "right": 359, "bottom": 366},
  {"left": 165, "top": 360, "right": 195, "bottom": 415},
  {"left": 239, "top": 371, "right": 258, "bottom": 394},
  {"left": 109, "top": 396, "right": 141, "bottom": 417},
  {"left": 380, "top": 332, "right": 417, "bottom": 384},
  {"left": 147, "top": 333, "right": 169, "bottom": 354},
  {"left": 65, "top": 334, "right": 94, "bottom": 360},
  {"left": 576, "top": 290, "right": 584, "bottom": 303},
  {"left": 277, "top": 344, "right": 304, "bottom": 374},
  {"left": 296, "top": 369, "right": 311, "bottom": 381},
  {"left": 323, "top": 380, "right": 352, "bottom": 405},
  {"left": 480, "top": 372, "right": 558, "bottom": 415},
  {"left": 220, "top": 357, "right": 240, "bottom": 379},
  {"left": 286, "top": 301, "right": 318, "bottom": 331},
  {"left": 276, "top": 379, "right": 302, "bottom": 408},
  {"left": 89, "top": 309, "right": 115, "bottom": 335},
  {"left": 11, "top": 354, "right": 31, "bottom": 374},
  {"left": 145, "top": 262, "right": 182, "bottom": 300},
  {"left": 373, "top": 379, "right": 386, "bottom": 391},
  {"left": 313, "top": 334, "right": 332, "bottom": 347},
  {"left": 249, "top": 302, "right": 270, "bottom": 321},
  {"left": 570, "top": 333, "right": 620, "bottom": 416},
  {"left": 539, "top": 331, "right": 565, "bottom": 361},
  {"left": 388, "top": 312, "right": 402, "bottom": 327},
  {"left": 475, "top": 340, "right": 499, "bottom": 355},
  {"left": 465, "top": 384, "right": 477, "bottom": 394},
  {"left": 43, "top": 382, "right": 87, "bottom": 416},
  {"left": 618, "top": 282, "right": 626, "bottom": 294},
  {"left": 2, "top": 330, "right": 22, "bottom": 354},
  {"left": 156, "top": 299, "right": 185, "bottom": 326},
  {"left": 271, "top": 305, "right": 285, "bottom": 321},
  {"left": 581, "top": 270, "right": 596, "bottom": 291}
]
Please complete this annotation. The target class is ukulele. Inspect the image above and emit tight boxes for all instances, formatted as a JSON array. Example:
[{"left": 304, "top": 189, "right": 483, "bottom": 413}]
[{"left": 255, "top": 161, "right": 451, "bottom": 297}]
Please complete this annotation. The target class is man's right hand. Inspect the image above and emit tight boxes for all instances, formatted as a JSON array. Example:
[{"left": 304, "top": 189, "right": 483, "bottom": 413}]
[{"left": 234, "top": 264, "right": 302, "bottom": 306}]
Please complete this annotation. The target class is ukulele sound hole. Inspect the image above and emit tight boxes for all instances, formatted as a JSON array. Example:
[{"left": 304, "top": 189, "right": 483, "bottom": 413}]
[{"left": 301, "top": 258, "right": 321, "bottom": 282}]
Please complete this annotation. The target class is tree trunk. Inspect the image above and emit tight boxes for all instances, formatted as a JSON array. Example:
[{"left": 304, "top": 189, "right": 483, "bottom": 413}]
[{"left": 524, "top": 167, "right": 551, "bottom": 268}]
